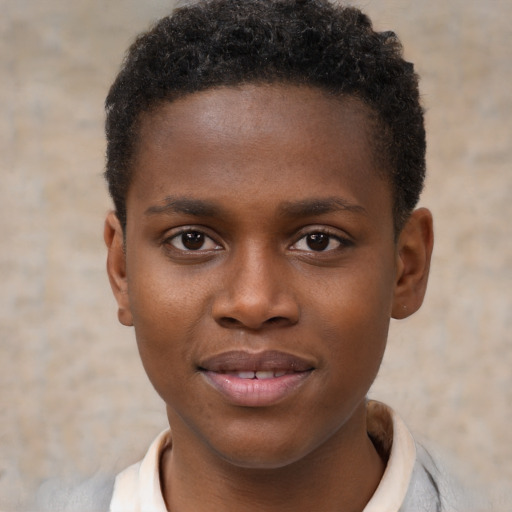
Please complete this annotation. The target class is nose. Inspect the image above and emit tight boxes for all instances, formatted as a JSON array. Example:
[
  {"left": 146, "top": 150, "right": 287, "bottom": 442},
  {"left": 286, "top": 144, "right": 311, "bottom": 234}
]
[{"left": 212, "top": 245, "right": 300, "bottom": 330}]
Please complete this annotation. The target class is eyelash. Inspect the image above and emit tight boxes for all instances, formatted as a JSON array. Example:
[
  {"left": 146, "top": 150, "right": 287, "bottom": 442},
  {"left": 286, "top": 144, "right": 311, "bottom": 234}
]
[
  {"left": 290, "top": 228, "right": 353, "bottom": 253},
  {"left": 162, "top": 226, "right": 353, "bottom": 255},
  {"left": 164, "top": 228, "right": 222, "bottom": 253}
]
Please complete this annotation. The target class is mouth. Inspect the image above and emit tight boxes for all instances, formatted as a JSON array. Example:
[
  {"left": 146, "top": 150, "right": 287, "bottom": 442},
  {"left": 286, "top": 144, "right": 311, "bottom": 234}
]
[
  {"left": 198, "top": 350, "right": 315, "bottom": 407},
  {"left": 220, "top": 370, "right": 290, "bottom": 379}
]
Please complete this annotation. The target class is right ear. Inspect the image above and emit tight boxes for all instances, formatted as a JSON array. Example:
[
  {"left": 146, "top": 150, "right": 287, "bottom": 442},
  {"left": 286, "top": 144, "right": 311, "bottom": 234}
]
[{"left": 104, "top": 211, "right": 133, "bottom": 326}]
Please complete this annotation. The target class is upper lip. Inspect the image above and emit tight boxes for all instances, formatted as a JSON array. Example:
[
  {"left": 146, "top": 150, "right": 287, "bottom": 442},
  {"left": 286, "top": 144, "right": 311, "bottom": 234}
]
[{"left": 198, "top": 350, "right": 315, "bottom": 373}]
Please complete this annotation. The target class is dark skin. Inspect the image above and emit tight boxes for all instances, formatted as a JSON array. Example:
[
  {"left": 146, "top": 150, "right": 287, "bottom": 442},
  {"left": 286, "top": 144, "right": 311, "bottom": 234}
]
[{"left": 105, "top": 84, "right": 433, "bottom": 512}]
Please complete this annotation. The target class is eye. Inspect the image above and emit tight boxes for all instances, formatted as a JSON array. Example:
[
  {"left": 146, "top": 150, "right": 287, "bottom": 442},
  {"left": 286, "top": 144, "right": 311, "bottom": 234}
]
[
  {"left": 167, "top": 230, "right": 221, "bottom": 251},
  {"left": 291, "top": 231, "right": 350, "bottom": 252}
]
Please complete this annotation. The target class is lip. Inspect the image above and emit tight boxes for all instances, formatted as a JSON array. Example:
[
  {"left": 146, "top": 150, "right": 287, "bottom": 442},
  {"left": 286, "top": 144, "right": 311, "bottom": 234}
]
[{"left": 198, "top": 350, "right": 315, "bottom": 407}]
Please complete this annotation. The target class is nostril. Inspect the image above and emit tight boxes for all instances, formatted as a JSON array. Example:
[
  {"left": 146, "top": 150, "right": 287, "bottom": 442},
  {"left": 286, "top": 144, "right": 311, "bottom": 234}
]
[
  {"left": 266, "top": 316, "right": 286, "bottom": 325},
  {"left": 218, "top": 317, "right": 243, "bottom": 329},
  {"left": 217, "top": 315, "right": 291, "bottom": 330}
]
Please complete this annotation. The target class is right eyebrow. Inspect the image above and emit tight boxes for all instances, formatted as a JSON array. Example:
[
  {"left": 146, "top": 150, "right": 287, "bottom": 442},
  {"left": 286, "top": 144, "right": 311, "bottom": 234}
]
[{"left": 144, "top": 196, "right": 222, "bottom": 217}]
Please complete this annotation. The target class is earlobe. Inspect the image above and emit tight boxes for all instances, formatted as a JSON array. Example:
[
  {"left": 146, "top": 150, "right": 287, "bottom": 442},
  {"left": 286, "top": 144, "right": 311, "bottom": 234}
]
[
  {"left": 104, "top": 211, "right": 133, "bottom": 326},
  {"left": 392, "top": 208, "right": 434, "bottom": 320}
]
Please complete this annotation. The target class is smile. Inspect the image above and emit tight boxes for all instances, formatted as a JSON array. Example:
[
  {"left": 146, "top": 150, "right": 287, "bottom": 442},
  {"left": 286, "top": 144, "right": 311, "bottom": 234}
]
[{"left": 198, "top": 350, "right": 315, "bottom": 407}]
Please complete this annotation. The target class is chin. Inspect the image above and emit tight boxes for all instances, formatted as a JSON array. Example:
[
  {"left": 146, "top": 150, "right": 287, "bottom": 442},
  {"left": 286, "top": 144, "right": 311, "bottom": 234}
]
[
  {"left": 205, "top": 425, "right": 325, "bottom": 471},
  {"left": 217, "top": 446, "right": 311, "bottom": 471}
]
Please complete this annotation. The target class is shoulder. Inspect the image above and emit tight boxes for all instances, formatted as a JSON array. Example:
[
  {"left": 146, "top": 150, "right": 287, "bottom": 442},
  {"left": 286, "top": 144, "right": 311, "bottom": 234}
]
[
  {"left": 367, "top": 401, "right": 488, "bottom": 512},
  {"left": 34, "top": 429, "right": 170, "bottom": 512},
  {"left": 401, "top": 444, "right": 443, "bottom": 512},
  {"left": 34, "top": 473, "right": 115, "bottom": 512},
  {"left": 404, "top": 442, "right": 490, "bottom": 512}
]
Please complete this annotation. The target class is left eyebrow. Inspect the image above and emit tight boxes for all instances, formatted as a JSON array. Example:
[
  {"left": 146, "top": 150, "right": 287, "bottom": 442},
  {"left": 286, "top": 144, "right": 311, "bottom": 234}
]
[
  {"left": 144, "top": 196, "right": 223, "bottom": 217},
  {"left": 278, "top": 197, "right": 367, "bottom": 217}
]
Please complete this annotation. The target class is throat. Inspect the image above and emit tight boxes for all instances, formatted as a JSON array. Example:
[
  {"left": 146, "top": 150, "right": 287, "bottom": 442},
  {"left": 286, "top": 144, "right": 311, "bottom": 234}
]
[{"left": 160, "top": 420, "right": 386, "bottom": 512}]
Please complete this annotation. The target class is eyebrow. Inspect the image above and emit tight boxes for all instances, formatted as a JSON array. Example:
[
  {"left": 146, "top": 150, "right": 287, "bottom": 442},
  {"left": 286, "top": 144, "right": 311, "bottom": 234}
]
[
  {"left": 278, "top": 197, "right": 367, "bottom": 217},
  {"left": 144, "top": 196, "right": 367, "bottom": 219},
  {"left": 145, "top": 197, "right": 222, "bottom": 217}
]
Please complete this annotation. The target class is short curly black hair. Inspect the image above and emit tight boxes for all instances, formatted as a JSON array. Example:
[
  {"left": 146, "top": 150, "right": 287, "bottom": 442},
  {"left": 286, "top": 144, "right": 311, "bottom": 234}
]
[{"left": 105, "top": 0, "right": 425, "bottom": 232}]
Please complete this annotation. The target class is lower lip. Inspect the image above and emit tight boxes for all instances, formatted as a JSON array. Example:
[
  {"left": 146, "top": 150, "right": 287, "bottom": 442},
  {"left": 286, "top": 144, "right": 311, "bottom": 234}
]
[{"left": 201, "top": 371, "right": 312, "bottom": 407}]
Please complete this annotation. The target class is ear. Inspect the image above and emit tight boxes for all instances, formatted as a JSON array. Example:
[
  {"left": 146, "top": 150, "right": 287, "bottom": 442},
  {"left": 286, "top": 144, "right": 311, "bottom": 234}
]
[
  {"left": 392, "top": 208, "right": 434, "bottom": 319},
  {"left": 104, "top": 211, "right": 133, "bottom": 326}
]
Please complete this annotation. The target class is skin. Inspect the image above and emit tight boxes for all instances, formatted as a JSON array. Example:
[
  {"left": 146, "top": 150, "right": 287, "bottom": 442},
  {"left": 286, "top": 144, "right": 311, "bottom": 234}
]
[{"left": 105, "top": 84, "right": 433, "bottom": 512}]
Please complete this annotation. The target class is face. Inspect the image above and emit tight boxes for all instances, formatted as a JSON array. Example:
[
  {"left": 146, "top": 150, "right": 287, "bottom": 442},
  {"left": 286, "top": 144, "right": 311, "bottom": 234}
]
[{"left": 106, "top": 84, "right": 426, "bottom": 469}]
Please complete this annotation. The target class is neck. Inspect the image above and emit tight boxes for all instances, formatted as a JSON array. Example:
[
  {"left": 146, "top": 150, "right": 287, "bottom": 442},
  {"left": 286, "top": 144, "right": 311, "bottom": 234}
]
[{"left": 161, "top": 402, "right": 386, "bottom": 512}]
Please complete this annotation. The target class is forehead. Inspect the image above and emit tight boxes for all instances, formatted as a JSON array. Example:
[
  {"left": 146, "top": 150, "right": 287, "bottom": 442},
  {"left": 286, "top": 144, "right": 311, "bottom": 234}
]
[
  {"left": 128, "top": 84, "right": 391, "bottom": 220},
  {"left": 139, "top": 84, "right": 372, "bottom": 139}
]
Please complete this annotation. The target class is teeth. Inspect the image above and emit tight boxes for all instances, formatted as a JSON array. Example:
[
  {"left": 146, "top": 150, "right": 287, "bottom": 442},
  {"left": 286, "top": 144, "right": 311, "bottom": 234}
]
[
  {"left": 255, "top": 371, "right": 274, "bottom": 380},
  {"left": 237, "top": 371, "right": 256, "bottom": 379},
  {"left": 235, "top": 370, "right": 288, "bottom": 379}
]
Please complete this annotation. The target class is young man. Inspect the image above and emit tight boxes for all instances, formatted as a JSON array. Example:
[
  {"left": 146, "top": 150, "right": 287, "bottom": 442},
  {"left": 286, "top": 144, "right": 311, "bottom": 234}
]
[{"left": 99, "top": 0, "right": 443, "bottom": 510}]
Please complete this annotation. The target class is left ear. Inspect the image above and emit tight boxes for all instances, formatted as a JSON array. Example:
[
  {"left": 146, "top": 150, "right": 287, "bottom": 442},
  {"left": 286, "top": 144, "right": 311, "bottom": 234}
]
[{"left": 392, "top": 208, "right": 434, "bottom": 319}]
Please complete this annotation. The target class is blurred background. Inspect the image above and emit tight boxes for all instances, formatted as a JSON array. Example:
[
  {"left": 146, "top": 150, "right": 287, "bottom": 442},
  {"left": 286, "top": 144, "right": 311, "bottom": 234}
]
[{"left": 1, "top": 0, "right": 510, "bottom": 509}]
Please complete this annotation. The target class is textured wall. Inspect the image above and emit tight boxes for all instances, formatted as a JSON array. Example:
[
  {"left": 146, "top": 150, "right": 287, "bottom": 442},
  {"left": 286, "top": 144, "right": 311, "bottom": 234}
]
[{"left": 1, "top": 0, "right": 510, "bottom": 509}]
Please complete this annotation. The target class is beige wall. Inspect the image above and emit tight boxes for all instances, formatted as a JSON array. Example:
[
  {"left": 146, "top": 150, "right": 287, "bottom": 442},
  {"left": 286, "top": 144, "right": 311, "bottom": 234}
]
[{"left": 1, "top": 0, "right": 510, "bottom": 509}]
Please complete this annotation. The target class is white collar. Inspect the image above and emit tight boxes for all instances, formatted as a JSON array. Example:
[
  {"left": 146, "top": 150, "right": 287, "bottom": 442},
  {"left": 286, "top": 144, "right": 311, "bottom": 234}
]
[
  {"left": 363, "top": 401, "right": 417, "bottom": 511},
  {"left": 110, "top": 401, "right": 417, "bottom": 512}
]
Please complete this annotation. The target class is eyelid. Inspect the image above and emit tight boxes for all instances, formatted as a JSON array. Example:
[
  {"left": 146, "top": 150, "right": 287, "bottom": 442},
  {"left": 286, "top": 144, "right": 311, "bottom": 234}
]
[
  {"left": 289, "top": 226, "right": 354, "bottom": 252},
  {"left": 163, "top": 226, "right": 224, "bottom": 252}
]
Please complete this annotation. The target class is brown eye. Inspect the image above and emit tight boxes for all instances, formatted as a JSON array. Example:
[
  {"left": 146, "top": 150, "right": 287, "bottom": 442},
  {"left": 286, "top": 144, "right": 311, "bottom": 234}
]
[
  {"left": 181, "top": 231, "right": 205, "bottom": 250},
  {"left": 291, "top": 230, "right": 349, "bottom": 253},
  {"left": 168, "top": 230, "right": 221, "bottom": 252},
  {"left": 306, "top": 233, "right": 330, "bottom": 251}
]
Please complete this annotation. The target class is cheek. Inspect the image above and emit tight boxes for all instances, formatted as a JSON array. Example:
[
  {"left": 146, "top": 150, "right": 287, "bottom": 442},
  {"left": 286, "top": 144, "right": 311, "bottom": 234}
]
[
  {"left": 306, "top": 260, "right": 394, "bottom": 376},
  {"left": 128, "top": 255, "right": 210, "bottom": 325},
  {"left": 126, "top": 264, "right": 211, "bottom": 376}
]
